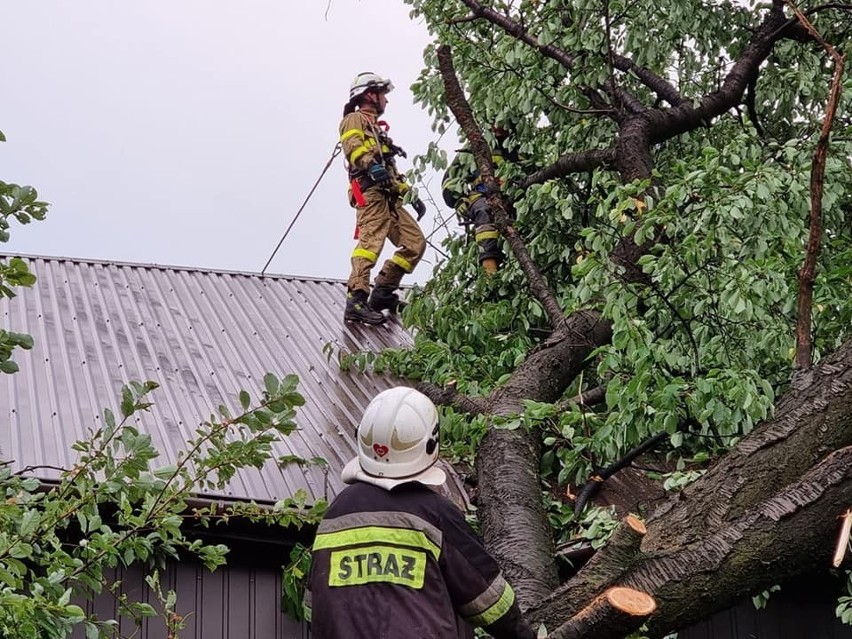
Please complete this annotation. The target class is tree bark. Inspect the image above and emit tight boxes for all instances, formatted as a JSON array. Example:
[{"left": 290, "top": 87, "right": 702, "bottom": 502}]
[
  {"left": 792, "top": 9, "right": 846, "bottom": 370},
  {"left": 477, "top": 427, "right": 559, "bottom": 606},
  {"left": 527, "top": 338, "right": 852, "bottom": 635},
  {"left": 476, "top": 312, "right": 613, "bottom": 607},
  {"left": 547, "top": 587, "right": 657, "bottom": 639}
]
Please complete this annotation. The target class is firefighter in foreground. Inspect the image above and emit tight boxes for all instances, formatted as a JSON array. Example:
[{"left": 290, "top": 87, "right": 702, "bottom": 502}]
[
  {"left": 441, "top": 126, "right": 519, "bottom": 275},
  {"left": 306, "top": 386, "right": 536, "bottom": 639},
  {"left": 339, "top": 72, "right": 427, "bottom": 325}
]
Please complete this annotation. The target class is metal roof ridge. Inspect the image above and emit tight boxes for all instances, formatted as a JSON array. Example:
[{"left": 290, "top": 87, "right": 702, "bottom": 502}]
[{"left": 0, "top": 252, "right": 350, "bottom": 285}]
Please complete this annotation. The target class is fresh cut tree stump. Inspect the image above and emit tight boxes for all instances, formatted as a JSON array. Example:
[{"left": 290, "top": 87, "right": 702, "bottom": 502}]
[{"left": 546, "top": 587, "right": 657, "bottom": 639}]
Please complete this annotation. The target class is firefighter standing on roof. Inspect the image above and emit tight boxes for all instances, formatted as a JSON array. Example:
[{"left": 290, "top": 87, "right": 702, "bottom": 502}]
[
  {"left": 339, "top": 72, "right": 427, "bottom": 325},
  {"left": 305, "top": 386, "right": 536, "bottom": 639}
]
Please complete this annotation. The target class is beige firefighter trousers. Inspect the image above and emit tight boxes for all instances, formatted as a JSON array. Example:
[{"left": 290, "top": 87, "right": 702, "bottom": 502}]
[{"left": 348, "top": 186, "right": 426, "bottom": 294}]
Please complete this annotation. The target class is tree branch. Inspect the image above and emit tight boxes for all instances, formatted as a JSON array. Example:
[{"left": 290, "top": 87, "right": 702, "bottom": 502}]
[
  {"left": 490, "top": 311, "right": 614, "bottom": 409},
  {"left": 555, "top": 384, "right": 608, "bottom": 412},
  {"left": 790, "top": 0, "right": 847, "bottom": 370},
  {"left": 611, "top": 54, "right": 686, "bottom": 107},
  {"left": 609, "top": 82, "right": 648, "bottom": 115},
  {"left": 772, "top": 3, "right": 852, "bottom": 40},
  {"left": 547, "top": 587, "right": 656, "bottom": 639},
  {"left": 14, "top": 464, "right": 69, "bottom": 476},
  {"left": 413, "top": 381, "right": 489, "bottom": 415},
  {"left": 744, "top": 76, "right": 765, "bottom": 136},
  {"left": 437, "top": 44, "right": 566, "bottom": 330},
  {"left": 611, "top": 4, "right": 796, "bottom": 260},
  {"left": 640, "top": 5, "right": 790, "bottom": 146},
  {"left": 457, "top": 0, "right": 576, "bottom": 68},
  {"left": 573, "top": 432, "right": 669, "bottom": 516},
  {"left": 457, "top": 0, "right": 684, "bottom": 108},
  {"left": 522, "top": 148, "right": 617, "bottom": 188}
]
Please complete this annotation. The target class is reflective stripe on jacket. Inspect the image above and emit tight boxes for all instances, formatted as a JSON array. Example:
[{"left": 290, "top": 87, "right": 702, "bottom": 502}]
[
  {"left": 441, "top": 149, "right": 506, "bottom": 211},
  {"left": 307, "top": 481, "right": 534, "bottom": 639},
  {"left": 339, "top": 110, "right": 405, "bottom": 188}
]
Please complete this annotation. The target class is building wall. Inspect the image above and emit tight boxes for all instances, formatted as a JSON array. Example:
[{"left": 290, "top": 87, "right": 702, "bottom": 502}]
[
  {"left": 71, "top": 559, "right": 308, "bottom": 639},
  {"left": 680, "top": 578, "right": 852, "bottom": 639}
]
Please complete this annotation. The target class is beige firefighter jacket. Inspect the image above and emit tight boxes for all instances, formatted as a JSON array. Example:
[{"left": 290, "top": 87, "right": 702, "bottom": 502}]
[{"left": 339, "top": 110, "right": 408, "bottom": 195}]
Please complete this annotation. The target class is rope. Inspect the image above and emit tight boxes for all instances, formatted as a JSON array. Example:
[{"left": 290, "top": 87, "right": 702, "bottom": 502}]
[
  {"left": 410, "top": 177, "right": 453, "bottom": 262},
  {"left": 261, "top": 143, "right": 343, "bottom": 276},
  {"left": 260, "top": 130, "right": 458, "bottom": 276}
]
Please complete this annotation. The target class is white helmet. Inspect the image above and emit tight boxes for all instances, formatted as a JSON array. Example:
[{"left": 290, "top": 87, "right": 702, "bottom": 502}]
[
  {"left": 342, "top": 387, "right": 446, "bottom": 490},
  {"left": 349, "top": 72, "right": 395, "bottom": 102}
]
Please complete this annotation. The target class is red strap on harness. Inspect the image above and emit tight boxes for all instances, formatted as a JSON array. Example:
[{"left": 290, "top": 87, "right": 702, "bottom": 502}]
[
  {"left": 350, "top": 179, "right": 366, "bottom": 239},
  {"left": 351, "top": 179, "right": 367, "bottom": 206}
]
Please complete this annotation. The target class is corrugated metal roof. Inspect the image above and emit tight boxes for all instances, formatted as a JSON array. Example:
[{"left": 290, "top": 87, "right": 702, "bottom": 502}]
[{"left": 0, "top": 254, "right": 412, "bottom": 504}]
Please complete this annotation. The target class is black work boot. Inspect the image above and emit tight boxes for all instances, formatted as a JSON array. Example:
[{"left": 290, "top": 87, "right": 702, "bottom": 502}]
[
  {"left": 344, "top": 290, "right": 385, "bottom": 325},
  {"left": 368, "top": 286, "right": 401, "bottom": 313}
]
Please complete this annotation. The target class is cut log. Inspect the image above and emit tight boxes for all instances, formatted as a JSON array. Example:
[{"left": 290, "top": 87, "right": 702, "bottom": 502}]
[
  {"left": 547, "top": 587, "right": 656, "bottom": 639},
  {"left": 833, "top": 510, "right": 852, "bottom": 568},
  {"left": 528, "top": 515, "right": 646, "bottom": 626}
]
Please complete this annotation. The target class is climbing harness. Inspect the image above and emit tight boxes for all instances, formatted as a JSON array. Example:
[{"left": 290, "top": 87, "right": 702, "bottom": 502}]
[{"left": 260, "top": 125, "right": 451, "bottom": 277}]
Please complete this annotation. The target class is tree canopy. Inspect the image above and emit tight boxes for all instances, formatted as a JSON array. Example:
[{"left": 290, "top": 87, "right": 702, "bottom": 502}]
[{"left": 355, "top": 0, "right": 852, "bottom": 635}]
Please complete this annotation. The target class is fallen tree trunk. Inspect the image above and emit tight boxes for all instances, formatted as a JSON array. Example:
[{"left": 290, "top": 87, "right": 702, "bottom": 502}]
[
  {"left": 648, "top": 339, "right": 852, "bottom": 548},
  {"left": 476, "top": 312, "right": 613, "bottom": 606},
  {"left": 527, "top": 339, "right": 852, "bottom": 636}
]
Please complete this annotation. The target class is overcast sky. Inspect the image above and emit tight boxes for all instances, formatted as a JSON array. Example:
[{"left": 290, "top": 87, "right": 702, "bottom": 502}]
[{"left": 0, "top": 1, "right": 454, "bottom": 283}]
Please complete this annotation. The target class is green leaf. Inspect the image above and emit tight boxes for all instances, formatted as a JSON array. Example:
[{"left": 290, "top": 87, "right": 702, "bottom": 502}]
[
  {"left": 19, "top": 509, "right": 40, "bottom": 537},
  {"left": 0, "top": 359, "right": 19, "bottom": 374},
  {"left": 134, "top": 602, "right": 158, "bottom": 617},
  {"left": 120, "top": 386, "right": 134, "bottom": 417},
  {"left": 239, "top": 390, "right": 251, "bottom": 410},
  {"left": 64, "top": 604, "right": 86, "bottom": 622},
  {"left": 152, "top": 464, "right": 178, "bottom": 479},
  {"left": 263, "top": 373, "right": 279, "bottom": 395},
  {"left": 10, "top": 332, "right": 33, "bottom": 349}
]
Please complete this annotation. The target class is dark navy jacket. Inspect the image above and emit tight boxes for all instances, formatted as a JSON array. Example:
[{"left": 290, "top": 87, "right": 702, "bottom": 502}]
[{"left": 306, "top": 481, "right": 534, "bottom": 639}]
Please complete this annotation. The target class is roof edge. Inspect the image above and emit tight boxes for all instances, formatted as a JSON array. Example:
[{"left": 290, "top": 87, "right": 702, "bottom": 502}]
[{"left": 0, "top": 252, "right": 350, "bottom": 285}]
